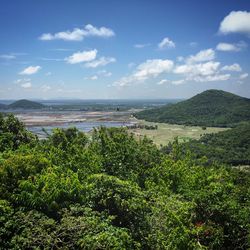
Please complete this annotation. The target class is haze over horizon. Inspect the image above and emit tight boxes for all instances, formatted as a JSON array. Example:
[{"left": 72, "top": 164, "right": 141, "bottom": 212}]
[{"left": 0, "top": 0, "right": 250, "bottom": 99}]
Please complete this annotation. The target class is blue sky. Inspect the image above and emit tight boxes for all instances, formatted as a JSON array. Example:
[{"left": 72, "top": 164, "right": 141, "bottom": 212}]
[{"left": 0, "top": 0, "right": 250, "bottom": 99}]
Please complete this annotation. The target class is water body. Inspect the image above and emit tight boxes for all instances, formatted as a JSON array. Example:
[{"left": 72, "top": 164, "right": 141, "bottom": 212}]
[{"left": 28, "top": 121, "right": 133, "bottom": 138}]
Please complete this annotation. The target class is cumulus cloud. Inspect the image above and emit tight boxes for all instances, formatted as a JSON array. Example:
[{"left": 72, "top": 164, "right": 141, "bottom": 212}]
[
  {"left": 134, "top": 43, "right": 150, "bottom": 48},
  {"left": 192, "top": 74, "right": 231, "bottom": 82},
  {"left": 239, "top": 73, "right": 248, "bottom": 79},
  {"left": 219, "top": 11, "right": 250, "bottom": 35},
  {"left": 216, "top": 41, "right": 247, "bottom": 52},
  {"left": 19, "top": 66, "right": 41, "bottom": 75},
  {"left": 39, "top": 24, "right": 115, "bottom": 41},
  {"left": 65, "top": 49, "right": 97, "bottom": 64},
  {"left": 114, "top": 59, "right": 174, "bottom": 86},
  {"left": 84, "top": 56, "right": 116, "bottom": 68},
  {"left": 221, "top": 63, "right": 242, "bottom": 72},
  {"left": 158, "top": 37, "right": 175, "bottom": 49},
  {"left": 14, "top": 78, "right": 32, "bottom": 88},
  {"left": 186, "top": 49, "right": 215, "bottom": 64},
  {"left": 174, "top": 61, "right": 231, "bottom": 82}
]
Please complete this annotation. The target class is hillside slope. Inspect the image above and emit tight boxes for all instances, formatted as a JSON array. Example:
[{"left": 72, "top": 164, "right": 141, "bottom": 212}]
[
  {"left": 135, "top": 89, "right": 250, "bottom": 127},
  {"left": 8, "top": 99, "right": 45, "bottom": 109},
  {"left": 166, "top": 122, "right": 250, "bottom": 166}
]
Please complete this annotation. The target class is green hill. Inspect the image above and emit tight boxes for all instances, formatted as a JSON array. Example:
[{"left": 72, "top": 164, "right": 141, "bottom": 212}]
[
  {"left": 164, "top": 122, "right": 250, "bottom": 166},
  {"left": 135, "top": 89, "right": 250, "bottom": 127},
  {"left": 8, "top": 99, "right": 45, "bottom": 109}
]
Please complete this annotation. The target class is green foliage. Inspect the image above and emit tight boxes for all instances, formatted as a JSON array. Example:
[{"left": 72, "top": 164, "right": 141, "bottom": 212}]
[
  {"left": 0, "top": 113, "right": 36, "bottom": 151},
  {"left": 178, "top": 122, "right": 250, "bottom": 165},
  {"left": 135, "top": 89, "right": 250, "bottom": 127},
  {"left": 0, "top": 115, "right": 249, "bottom": 249}
]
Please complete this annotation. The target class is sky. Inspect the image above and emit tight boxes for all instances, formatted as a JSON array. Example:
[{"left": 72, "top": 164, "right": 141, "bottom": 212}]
[{"left": 0, "top": 0, "right": 250, "bottom": 100}]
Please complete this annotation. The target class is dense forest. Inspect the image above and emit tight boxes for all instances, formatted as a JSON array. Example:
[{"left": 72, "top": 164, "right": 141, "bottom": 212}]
[
  {"left": 0, "top": 113, "right": 249, "bottom": 249},
  {"left": 164, "top": 122, "right": 250, "bottom": 166},
  {"left": 135, "top": 90, "right": 250, "bottom": 127}
]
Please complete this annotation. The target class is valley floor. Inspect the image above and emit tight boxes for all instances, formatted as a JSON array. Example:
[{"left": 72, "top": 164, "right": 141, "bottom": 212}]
[{"left": 129, "top": 119, "right": 228, "bottom": 146}]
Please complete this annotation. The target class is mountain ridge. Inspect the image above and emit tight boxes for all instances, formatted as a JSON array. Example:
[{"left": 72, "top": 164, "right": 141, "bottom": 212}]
[{"left": 135, "top": 89, "right": 250, "bottom": 127}]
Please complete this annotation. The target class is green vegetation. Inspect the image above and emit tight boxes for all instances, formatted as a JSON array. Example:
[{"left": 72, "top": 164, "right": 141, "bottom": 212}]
[
  {"left": 8, "top": 99, "right": 45, "bottom": 109},
  {"left": 0, "top": 114, "right": 249, "bottom": 249},
  {"left": 135, "top": 89, "right": 250, "bottom": 127},
  {"left": 164, "top": 122, "right": 250, "bottom": 166}
]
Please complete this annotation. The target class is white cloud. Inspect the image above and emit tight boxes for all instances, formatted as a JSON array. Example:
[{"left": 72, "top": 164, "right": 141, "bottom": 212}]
[
  {"left": 19, "top": 65, "right": 41, "bottom": 75},
  {"left": 41, "top": 85, "right": 51, "bottom": 92},
  {"left": 239, "top": 73, "right": 248, "bottom": 79},
  {"left": 39, "top": 24, "right": 115, "bottom": 41},
  {"left": 158, "top": 37, "right": 175, "bottom": 49},
  {"left": 134, "top": 43, "right": 150, "bottom": 48},
  {"left": 174, "top": 61, "right": 231, "bottom": 82},
  {"left": 219, "top": 11, "right": 250, "bottom": 35},
  {"left": 84, "top": 56, "right": 116, "bottom": 68},
  {"left": 14, "top": 78, "right": 31, "bottom": 84},
  {"left": 21, "top": 82, "right": 32, "bottom": 88},
  {"left": 174, "top": 61, "right": 220, "bottom": 76},
  {"left": 186, "top": 49, "right": 215, "bottom": 64},
  {"left": 221, "top": 63, "right": 242, "bottom": 72},
  {"left": 0, "top": 54, "right": 16, "bottom": 60},
  {"left": 172, "top": 79, "right": 185, "bottom": 85},
  {"left": 157, "top": 79, "right": 169, "bottom": 85},
  {"left": 192, "top": 74, "right": 231, "bottom": 82},
  {"left": 90, "top": 75, "right": 98, "bottom": 80},
  {"left": 157, "top": 78, "right": 185, "bottom": 85},
  {"left": 216, "top": 41, "right": 247, "bottom": 52},
  {"left": 114, "top": 59, "right": 174, "bottom": 86},
  {"left": 134, "top": 59, "right": 174, "bottom": 81},
  {"left": 98, "top": 70, "right": 112, "bottom": 77},
  {"left": 65, "top": 49, "right": 97, "bottom": 64}
]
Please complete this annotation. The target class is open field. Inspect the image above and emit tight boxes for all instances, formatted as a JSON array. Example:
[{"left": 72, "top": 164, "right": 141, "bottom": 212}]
[{"left": 130, "top": 119, "right": 229, "bottom": 146}]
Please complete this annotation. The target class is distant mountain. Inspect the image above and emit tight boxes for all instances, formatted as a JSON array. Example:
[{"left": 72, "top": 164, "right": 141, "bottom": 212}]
[
  {"left": 135, "top": 89, "right": 250, "bottom": 127},
  {"left": 8, "top": 99, "right": 45, "bottom": 109},
  {"left": 0, "top": 103, "right": 7, "bottom": 109}
]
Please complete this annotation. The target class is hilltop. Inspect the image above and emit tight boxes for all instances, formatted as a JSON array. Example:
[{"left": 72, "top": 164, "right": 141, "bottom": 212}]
[
  {"left": 7, "top": 99, "right": 45, "bottom": 109},
  {"left": 135, "top": 89, "right": 250, "bottom": 127}
]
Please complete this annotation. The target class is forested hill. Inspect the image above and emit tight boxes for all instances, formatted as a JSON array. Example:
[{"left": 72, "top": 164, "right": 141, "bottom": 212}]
[
  {"left": 164, "top": 122, "right": 250, "bottom": 166},
  {"left": 7, "top": 99, "right": 45, "bottom": 109},
  {"left": 135, "top": 89, "right": 250, "bottom": 127}
]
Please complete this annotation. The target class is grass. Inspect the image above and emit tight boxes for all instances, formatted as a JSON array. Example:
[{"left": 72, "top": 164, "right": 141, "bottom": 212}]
[{"left": 130, "top": 119, "right": 228, "bottom": 147}]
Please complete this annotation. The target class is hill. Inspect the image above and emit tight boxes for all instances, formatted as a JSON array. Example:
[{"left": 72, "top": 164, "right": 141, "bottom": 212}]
[
  {"left": 8, "top": 99, "right": 45, "bottom": 109},
  {"left": 164, "top": 122, "right": 250, "bottom": 166},
  {"left": 135, "top": 89, "right": 250, "bottom": 127},
  {"left": 0, "top": 103, "right": 7, "bottom": 109}
]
